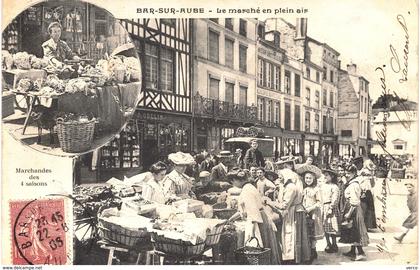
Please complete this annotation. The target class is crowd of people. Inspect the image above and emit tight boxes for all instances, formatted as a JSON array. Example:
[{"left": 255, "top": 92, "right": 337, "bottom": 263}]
[{"left": 135, "top": 139, "right": 416, "bottom": 265}]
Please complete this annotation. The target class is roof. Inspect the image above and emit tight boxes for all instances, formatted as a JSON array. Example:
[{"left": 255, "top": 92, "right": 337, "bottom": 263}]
[
  {"left": 392, "top": 138, "right": 406, "bottom": 143},
  {"left": 307, "top": 37, "right": 340, "bottom": 56}
]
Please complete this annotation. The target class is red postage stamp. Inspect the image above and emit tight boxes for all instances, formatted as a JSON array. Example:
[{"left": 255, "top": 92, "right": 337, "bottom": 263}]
[{"left": 9, "top": 199, "right": 68, "bottom": 265}]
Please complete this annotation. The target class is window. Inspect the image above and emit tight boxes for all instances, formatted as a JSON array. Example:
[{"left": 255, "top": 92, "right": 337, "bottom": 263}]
[
  {"left": 274, "top": 102, "right": 280, "bottom": 125},
  {"left": 394, "top": 145, "right": 404, "bottom": 150},
  {"left": 306, "top": 88, "right": 311, "bottom": 106},
  {"left": 330, "top": 117, "right": 334, "bottom": 134},
  {"left": 315, "top": 114, "right": 320, "bottom": 133},
  {"left": 285, "top": 70, "right": 291, "bottom": 94},
  {"left": 225, "top": 38, "right": 234, "bottom": 68},
  {"left": 360, "top": 120, "right": 363, "bottom": 136},
  {"left": 208, "top": 30, "right": 219, "bottom": 63},
  {"left": 316, "top": 71, "right": 320, "bottom": 83},
  {"left": 273, "top": 33, "right": 280, "bottom": 46},
  {"left": 306, "top": 67, "right": 311, "bottom": 79},
  {"left": 145, "top": 43, "right": 158, "bottom": 89},
  {"left": 305, "top": 111, "right": 310, "bottom": 132},
  {"left": 329, "top": 91, "right": 334, "bottom": 107},
  {"left": 257, "top": 24, "right": 265, "bottom": 38},
  {"left": 209, "top": 18, "right": 218, "bottom": 23},
  {"left": 323, "top": 115, "right": 327, "bottom": 133},
  {"left": 341, "top": 130, "right": 352, "bottom": 137},
  {"left": 225, "top": 82, "right": 234, "bottom": 103},
  {"left": 258, "top": 98, "right": 264, "bottom": 120},
  {"left": 225, "top": 18, "right": 233, "bottom": 30},
  {"left": 239, "top": 45, "right": 247, "bottom": 72},
  {"left": 295, "top": 74, "right": 301, "bottom": 97},
  {"left": 266, "top": 62, "right": 273, "bottom": 88},
  {"left": 323, "top": 89, "right": 327, "bottom": 106},
  {"left": 323, "top": 66, "right": 327, "bottom": 80},
  {"left": 257, "top": 59, "right": 264, "bottom": 87},
  {"left": 294, "top": 105, "right": 300, "bottom": 131},
  {"left": 209, "top": 76, "right": 220, "bottom": 100},
  {"left": 239, "top": 19, "right": 247, "bottom": 37},
  {"left": 160, "top": 47, "right": 174, "bottom": 92},
  {"left": 285, "top": 103, "right": 291, "bottom": 130},
  {"left": 365, "top": 97, "right": 368, "bottom": 113},
  {"left": 267, "top": 100, "right": 273, "bottom": 124},
  {"left": 274, "top": 66, "right": 280, "bottom": 90},
  {"left": 330, "top": 70, "right": 334, "bottom": 83},
  {"left": 239, "top": 86, "right": 247, "bottom": 105},
  {"left": 315, "top": 90, "right": 320, "bottom": 108},
  {"left": 360, "top": 98, "right": 363, "bottom": 112}
]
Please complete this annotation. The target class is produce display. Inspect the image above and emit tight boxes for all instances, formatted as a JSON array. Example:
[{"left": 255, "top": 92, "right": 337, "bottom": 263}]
[{"left": 73, "top": 185, "right": 121, "bottom": 220}]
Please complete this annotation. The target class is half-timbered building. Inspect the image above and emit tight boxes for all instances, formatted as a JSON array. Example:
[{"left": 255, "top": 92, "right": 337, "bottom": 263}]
[{"left": 119, "top": 18, "right": 193, "bottom": 170}]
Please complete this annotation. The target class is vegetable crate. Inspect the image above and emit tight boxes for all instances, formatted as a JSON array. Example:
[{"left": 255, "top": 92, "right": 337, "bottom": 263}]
[{"left": 2, "top": 92, "right": 15, "bottom": 118}]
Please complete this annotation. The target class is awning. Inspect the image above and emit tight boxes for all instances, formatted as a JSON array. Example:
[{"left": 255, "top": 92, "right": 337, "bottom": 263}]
[
  {"left": 304, "top": 133, "right": 320, "bottom": 141},
  {"left": 283, "top": 131, "right": 303, "bottom": 140}
]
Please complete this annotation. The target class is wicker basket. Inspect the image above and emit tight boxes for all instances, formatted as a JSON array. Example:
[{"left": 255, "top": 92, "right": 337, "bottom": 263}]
[
  {"left": 235, "top": 237, "right": 271, "bottom": 265},
  {"left": 205, "top": 222, "right": 225, "bottom": 247},
  {"left": 375, "top": 168, "right": 389, "bottom": 178},
  {"left": 97, "top": 215, "right": 150, "bottom": 248},
  {"left": 213, "top": 208, "right": 237, "bottom": 220},
  {"left": 56, "top": 118, "right": 95, "bottom": 153},
  {"left": 151, "top": 232, "right": 206, "bottom": 257},
  {"left": 391, "top": 169, "right": 405, "bottom": 179}
]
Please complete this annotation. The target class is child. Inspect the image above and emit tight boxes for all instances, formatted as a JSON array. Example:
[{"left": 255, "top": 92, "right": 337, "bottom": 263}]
[
  {"left": 394, "top": 181, "right": 417, "bottom": 243},
  {"left": 301, "top": 170, "right": 323, "bottom": 261},
  {"left": 321, "top": 169, "right": 341, "bottom": 253}
]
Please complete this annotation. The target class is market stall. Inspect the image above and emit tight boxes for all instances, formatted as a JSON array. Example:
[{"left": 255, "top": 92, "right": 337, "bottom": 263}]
[{"left": 2, "top": 48, "right": 141, "bottom": 153}]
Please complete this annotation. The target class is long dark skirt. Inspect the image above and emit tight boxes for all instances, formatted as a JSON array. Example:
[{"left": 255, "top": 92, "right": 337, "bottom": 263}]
[
  {"left": 295, "top": 211, "right": 311, "bottom": 264},
  {"left": 339, "top": 203, "right": 369, "bottom": 247},
  {"left": 361, "top": 190, "right": 377, "bottom": 229},
  {"left": 258, "top": 210, "right": 282, "bottom": 264}
]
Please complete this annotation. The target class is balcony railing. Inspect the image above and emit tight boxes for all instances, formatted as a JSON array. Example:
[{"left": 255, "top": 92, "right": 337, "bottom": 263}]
[
  {"left": 193, "top": 94, "right": 257, "bottom": 123},
  {"left": 258, "top": 119, "right": 281, "bottom": 128}
]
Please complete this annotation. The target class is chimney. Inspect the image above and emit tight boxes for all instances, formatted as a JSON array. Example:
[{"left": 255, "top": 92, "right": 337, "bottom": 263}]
[
  {"left": 347, "top": 63, "right": 357, "bottom": 75},
  {"left": 295, "top": 18, "right": 307, "bottom": 40}
]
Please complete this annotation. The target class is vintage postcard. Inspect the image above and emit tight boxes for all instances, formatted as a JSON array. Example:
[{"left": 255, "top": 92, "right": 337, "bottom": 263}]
[{"left": 1, "top": 0, "right": 418, "bottom": 266}]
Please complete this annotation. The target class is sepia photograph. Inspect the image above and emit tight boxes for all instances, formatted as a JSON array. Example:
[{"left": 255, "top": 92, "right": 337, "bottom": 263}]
[
  {"left": 70, "top": 15, "right": 418, "bottom": 265},
  {"left": 2, "top": 0, "right": 142, "bottom": 156}
]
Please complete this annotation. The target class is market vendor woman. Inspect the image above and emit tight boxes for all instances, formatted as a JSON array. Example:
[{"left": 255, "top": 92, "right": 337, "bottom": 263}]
[
  {"left": 42, "top": 22, "right": 80, "bottom": 68},
  {"left": 162, "top": 152, "right": 196, "bottom": 199}
]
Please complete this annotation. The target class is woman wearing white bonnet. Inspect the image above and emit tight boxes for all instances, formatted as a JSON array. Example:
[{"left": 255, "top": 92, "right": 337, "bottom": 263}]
[{"left": 162, "top": 152, "right": 196, "bottom": 199}]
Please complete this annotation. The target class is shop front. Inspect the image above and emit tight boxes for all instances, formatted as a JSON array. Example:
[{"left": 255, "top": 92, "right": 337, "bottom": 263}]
[
  {"left": 282, "top": 131, "right": 303, "bottom": 157},
  {"left": 263, "top": 126, "right": 283, "bottom": 160},
  {"left": 320, "top": 135, "right": 337, "bottom": 165},
  {"left": 303, "top": 133, "right": 320, "bottom": 159}
]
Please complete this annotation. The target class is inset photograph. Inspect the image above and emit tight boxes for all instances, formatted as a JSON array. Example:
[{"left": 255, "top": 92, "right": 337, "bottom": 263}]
[{"left": 2, "top": 0, "right": 141, "bottom": 155}]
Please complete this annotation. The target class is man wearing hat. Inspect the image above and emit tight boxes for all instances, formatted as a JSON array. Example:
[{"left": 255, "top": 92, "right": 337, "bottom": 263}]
[
  {"left": 244, "top": 139, "right": 265, "bottom": 169},
  {"left": 394, "top": 180, "right": 417, "bottom": 243},
  {"left": 42, "top": 21, "right": 80, "bottom": 68},
  {"left": 210, "top": 150, "right": 232, "bottom": 182},
  {"left": 235, "top": 148, "right": 244, "bottom": 168}
]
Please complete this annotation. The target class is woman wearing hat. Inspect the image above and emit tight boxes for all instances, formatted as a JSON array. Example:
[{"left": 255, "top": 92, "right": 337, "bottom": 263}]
[
  {"left": 162, "top": 152, "right": 196, "bottom": 199},
  {"left": 339, "top": 165, "right": 369, "bottom": 261},
  {"left": 321, "top": 169, "right": 341, "bottom": 253},
  {"left": 42, "top": 22, "right": 80, "bottom": 68},
  {"left": 228, "top": 170, "right": 282, "bottom": 264},
  {"left": 297, "top": 165, "right": 323, "bottom": 261},
  {"left": 359, "top": 160, "right": 377, "bottom": 230},
  {"left": 265, "top": 167, "right": 311, "bottom": 264}
]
